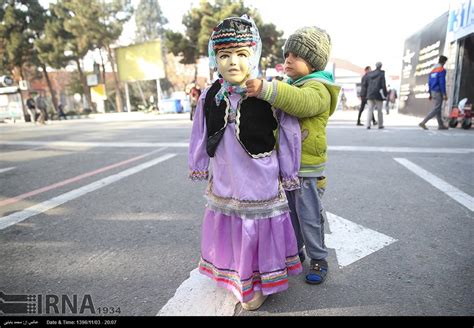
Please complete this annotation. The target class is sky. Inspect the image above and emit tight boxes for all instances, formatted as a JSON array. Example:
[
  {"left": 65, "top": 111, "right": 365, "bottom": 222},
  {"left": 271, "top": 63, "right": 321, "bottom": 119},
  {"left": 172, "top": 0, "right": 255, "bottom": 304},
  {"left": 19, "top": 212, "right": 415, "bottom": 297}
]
[{"left": 39, "top": 0, "right": 450, "bottom": 76}]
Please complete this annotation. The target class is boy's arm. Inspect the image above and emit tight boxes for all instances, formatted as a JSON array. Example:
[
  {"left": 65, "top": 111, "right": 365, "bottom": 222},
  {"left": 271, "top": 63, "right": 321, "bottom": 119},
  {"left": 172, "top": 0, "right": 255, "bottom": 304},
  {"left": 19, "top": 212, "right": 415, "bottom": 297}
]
[{"left": 248, "top": 79, "right": 331, "bottom": 119}]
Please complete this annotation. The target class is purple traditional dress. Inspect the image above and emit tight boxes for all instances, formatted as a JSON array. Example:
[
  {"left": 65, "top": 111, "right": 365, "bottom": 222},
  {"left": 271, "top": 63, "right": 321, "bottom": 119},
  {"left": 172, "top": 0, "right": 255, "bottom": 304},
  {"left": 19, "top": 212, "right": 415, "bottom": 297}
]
[
  {"left": 188, "top": 15, "right": 302, "bottom": 303},
  {"left": 189, "top": 89, "right": 303, "bottom": 302}
]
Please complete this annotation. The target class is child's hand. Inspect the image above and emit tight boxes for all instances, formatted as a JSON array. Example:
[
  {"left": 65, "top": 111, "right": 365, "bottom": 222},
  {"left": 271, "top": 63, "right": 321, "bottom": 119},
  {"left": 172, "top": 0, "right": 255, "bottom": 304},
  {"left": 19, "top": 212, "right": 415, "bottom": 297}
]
[{"left": 246, "top": 79, "right": 263, "bottom": 97}]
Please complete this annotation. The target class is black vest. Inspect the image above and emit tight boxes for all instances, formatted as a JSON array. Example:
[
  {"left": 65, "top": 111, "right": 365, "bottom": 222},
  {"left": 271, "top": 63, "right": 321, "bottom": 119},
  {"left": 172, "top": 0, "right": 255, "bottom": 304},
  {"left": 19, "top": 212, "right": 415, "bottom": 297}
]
[{"left": 204, "top": 80, "right": 278, "bottom": 158}]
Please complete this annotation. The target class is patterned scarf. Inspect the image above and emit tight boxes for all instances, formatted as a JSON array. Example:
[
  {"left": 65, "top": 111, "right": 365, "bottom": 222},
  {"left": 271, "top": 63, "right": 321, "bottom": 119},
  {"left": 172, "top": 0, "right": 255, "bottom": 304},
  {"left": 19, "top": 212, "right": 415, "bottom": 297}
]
[{"left": 215, "top": 78, "right": 247, "bottom": 106}]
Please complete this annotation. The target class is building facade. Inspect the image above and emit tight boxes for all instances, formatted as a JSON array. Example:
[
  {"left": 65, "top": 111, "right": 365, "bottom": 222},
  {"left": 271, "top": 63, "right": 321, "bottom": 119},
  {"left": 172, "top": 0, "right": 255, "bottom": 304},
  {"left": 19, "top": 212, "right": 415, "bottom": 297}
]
[{"left": 399, "top": 0, "right": 473, "bottom": 117}]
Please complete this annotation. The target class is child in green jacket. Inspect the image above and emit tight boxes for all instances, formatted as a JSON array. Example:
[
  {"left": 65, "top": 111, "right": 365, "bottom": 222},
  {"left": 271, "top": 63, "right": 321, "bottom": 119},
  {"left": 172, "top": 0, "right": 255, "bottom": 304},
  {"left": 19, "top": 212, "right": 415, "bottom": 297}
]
[{"left": 246, "top": 26, "right": 340, "bottom": 284}]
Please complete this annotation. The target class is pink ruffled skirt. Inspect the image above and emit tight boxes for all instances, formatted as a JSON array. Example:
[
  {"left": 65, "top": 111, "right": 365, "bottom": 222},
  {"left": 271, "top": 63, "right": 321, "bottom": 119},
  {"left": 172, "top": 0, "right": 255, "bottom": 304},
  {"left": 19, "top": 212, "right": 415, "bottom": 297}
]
[{"left": 198, "top": 208, "right": 302, "bottom": 302}]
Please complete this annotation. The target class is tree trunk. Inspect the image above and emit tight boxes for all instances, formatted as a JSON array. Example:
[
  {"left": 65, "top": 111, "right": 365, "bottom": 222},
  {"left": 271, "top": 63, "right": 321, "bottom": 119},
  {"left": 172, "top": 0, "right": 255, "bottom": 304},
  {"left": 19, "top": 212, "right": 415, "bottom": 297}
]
[
  {"left": 106, "top": 44, "right": 124, "bottom": 112},
  {"left": 98, "top": 49, "right": 107, "bottom": 85},
  {"left": 41, "top": 64, "right": 59, "bottom": 114},
  {"left": 75, "top": 58, "right": 92, "bottom": 112},
  {"left": 14, "top": 65, "right": 24, "bottom": 81}
]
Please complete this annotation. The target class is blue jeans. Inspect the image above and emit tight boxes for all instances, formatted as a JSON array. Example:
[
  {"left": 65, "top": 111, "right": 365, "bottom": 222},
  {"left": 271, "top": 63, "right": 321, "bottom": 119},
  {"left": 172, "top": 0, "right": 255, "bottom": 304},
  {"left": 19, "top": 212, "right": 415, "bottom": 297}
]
[{"left": 286, "top": 177, "right": 327, "bottom": 261}]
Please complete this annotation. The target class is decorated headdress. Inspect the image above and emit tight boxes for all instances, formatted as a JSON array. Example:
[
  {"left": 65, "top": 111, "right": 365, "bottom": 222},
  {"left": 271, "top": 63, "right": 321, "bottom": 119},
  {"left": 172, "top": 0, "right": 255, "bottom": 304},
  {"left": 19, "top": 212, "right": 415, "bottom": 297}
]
[{"left": 208, "top": 15, "right": 262, "bottom": 81}]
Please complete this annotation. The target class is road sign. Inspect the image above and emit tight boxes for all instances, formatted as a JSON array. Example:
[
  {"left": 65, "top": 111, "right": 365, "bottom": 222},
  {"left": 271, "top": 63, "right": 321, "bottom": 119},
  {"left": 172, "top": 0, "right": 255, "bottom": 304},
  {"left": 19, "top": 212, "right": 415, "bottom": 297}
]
[
  {"left": 91, "top": 84, "right": 107, "bottom": 101},
  {"left": 87, "top": 74, "right": 99, "bottom": 87},
  {"left": 0, "top": 75, "right": 14, "bottom": 87},
  {"left": 19, "top": 80, "right": 29, "bottom": 91}
]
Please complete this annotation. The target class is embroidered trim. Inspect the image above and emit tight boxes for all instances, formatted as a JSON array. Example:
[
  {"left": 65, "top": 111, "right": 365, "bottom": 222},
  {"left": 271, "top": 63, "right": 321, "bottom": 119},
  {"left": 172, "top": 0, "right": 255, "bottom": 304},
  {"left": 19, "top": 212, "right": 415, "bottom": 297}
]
[
  {"left": 206, "top": 203, "right": 289, "bottom": 220},
  {"left": 189, "top": 170, "right": 209, "bottom": 181},
  {"left": 210, "top": 91, "right": 276, "bottom": 159},
  {"left": 234, "top": 96, "right": 275, "bottom": 159},
  {"left": 205, "top": 181, "right": 289, "bottom": 219},
  {"left": 198, "top": 255, "right": 302, "bottom": 301},
  {"left": 281, "top": 176, "right": 300, "bottom": 191},
  {"left": 223, "top": 96, "right": 230, "bottom": 126}
]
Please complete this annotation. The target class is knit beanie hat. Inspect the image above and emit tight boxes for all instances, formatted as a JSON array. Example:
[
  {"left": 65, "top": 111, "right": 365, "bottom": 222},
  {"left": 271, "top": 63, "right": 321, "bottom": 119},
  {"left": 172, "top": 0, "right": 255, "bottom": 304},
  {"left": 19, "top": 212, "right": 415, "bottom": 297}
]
[{"left": 283, "top": 26, "right": 331, "bottom": 72}]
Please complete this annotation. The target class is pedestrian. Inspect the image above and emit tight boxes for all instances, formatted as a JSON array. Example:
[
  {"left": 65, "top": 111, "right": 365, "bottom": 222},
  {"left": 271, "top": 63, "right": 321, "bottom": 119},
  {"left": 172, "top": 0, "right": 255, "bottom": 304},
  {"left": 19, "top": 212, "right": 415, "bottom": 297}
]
[
  {"left": 57, "top": 103, "right": 67, "bottom": 120},
  {"left": 25, "top": 94, "right": 37, "bottom": 124},
  {"left": 35, "top": 92, "right": 48, "bottom": 124},
  {"left": 357, "top": 66, "right": 377, "bottom": 126},
  {"left": 340, "top": 89, "right": 348, "bottom": 110},
  {"left": 385, "top": 85, "right": 398, "bottom": 114},
  {"left": 365, "top": 61, "right": 387, "bottom": 129},
  {"left": 419, "top": 55, "right": 448, "bottom": 130},
  {"left": 188, "top": 15, "right": 302, "bottom": 311},
  {"left": 189, "top": 85, "right": 201, "bottom": 121},
  {"left": 246, "top": 26, "right": 341, "bottom": 286}
]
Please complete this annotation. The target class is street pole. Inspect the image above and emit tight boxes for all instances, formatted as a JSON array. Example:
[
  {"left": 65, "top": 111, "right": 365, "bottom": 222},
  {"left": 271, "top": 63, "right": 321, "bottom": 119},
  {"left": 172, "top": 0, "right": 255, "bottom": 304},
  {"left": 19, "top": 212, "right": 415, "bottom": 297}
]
[
  {"left": 156, "top": 79, "right": 161, "bottom": 111},
  {"left": 125, "top": 82, "right": 131, "bottom": 112}
]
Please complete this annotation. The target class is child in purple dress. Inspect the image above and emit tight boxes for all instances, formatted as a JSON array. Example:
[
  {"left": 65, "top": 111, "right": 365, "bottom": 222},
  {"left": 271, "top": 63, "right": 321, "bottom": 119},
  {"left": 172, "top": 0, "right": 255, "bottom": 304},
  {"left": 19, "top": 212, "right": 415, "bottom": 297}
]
[{"left": 188, "top": 15, "right": 302, "bottom": 311}]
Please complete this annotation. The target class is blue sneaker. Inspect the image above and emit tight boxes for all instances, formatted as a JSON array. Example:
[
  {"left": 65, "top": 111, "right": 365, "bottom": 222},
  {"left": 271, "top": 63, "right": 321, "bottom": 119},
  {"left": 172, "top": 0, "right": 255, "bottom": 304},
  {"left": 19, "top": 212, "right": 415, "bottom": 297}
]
[{"left": 305, "top": 260, "right": 328, "bottom": 285}]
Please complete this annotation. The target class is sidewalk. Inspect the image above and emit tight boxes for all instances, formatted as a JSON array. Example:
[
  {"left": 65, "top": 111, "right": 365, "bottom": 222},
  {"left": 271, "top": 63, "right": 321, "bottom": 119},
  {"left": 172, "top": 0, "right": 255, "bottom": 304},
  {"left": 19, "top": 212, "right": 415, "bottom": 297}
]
[
  {"left": 330, "top": 108, "right": 439, "bottom": 128},
  {"left": 0, "top": 111, "right": 190, "bottom": 127},
  {"left": 87, "top": 111, "right": 188, "bottom": 122}
]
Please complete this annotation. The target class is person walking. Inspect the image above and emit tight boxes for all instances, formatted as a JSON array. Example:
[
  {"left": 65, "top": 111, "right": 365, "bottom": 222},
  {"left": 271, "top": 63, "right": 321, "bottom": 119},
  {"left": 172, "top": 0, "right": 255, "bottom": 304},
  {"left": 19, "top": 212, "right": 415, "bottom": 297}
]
[
  {"left": 25, "top": 94, "right": 37, "bottom": 124},
  {"left": 189, "top": 85, "right": 201, "bottom": 121},
  {"left": 57, "top": 103, "right": 67, "bottom": 120},
  {"left": 384, "top": 85, "right": 397, "bottom": 115},
  {"left": 419, "top": 55, "right": 448, "bottom": 130},
  {"left": 365, "top": 61, "right": 387, "bottom": 129},
  {"left": 385, "top": 85, "right": 398, "bottom": 114},
  {"left": 35, "top": 93, "right": 48, "bottom": 124},
  {"left": 357, "top": 66, "right": 377, "bottom": 126}
]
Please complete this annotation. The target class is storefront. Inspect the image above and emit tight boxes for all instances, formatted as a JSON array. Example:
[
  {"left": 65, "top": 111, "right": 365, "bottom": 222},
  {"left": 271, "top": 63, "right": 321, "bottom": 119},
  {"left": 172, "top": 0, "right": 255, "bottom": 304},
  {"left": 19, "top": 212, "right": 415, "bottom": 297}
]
[
  {"left": 399, "top": 0, "right": 473, "bottom": 117},
  {"left": 447, "top": 0, "right": 474, "bottom": 108},
  {"left": 0, "top": 76, "right": 25, "bottom": 122},
  {"left": 399, "top": 13, "right": 449, "bottom": 117}
]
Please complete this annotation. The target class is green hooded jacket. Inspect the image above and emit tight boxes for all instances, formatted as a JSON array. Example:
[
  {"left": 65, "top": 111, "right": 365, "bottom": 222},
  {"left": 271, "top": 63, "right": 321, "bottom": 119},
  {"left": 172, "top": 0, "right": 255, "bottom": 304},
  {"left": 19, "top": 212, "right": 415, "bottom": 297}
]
[{"left": 258, "top": 71, "right": 341, "bottom": 177}]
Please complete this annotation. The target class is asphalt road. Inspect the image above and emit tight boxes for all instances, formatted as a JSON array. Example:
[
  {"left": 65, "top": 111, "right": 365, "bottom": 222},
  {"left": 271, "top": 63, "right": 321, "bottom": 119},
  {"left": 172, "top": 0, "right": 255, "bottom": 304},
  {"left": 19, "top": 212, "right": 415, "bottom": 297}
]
[{"left": 0, "top": 112, "right": 473, "bottom": 317}]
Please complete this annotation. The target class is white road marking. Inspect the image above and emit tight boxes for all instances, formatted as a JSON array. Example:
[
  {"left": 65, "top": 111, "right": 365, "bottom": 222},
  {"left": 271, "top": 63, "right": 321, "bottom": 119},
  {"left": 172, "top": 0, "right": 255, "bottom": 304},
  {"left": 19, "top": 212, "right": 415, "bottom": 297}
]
[
  {"left": 0, "top": 140, "right": 189, "bottom": 148},
  {"left": 157, "top": 269, "right": 238, "bottom": 316},
  {"left": 394, "top": 158, "right": 474, "bottom": 212},
  {"left": 1, "top": 141, "right": 472, "bottom": 154},
  {"left": 325, "top": 212, "right": 397, "bottom": 267},
  {"left": 329, "top": 146, "right": 473, "bottom": 154},
  {"left": 0, "top": 167, "right": 15, "bottom": 174},
  {"left": 0, "top": 153, "right": 176, "bottom": 230}
]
